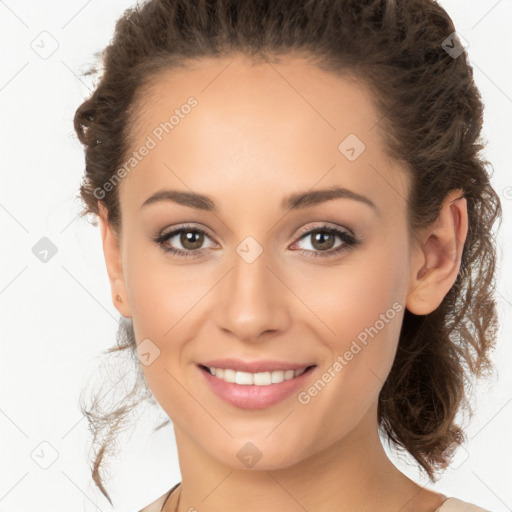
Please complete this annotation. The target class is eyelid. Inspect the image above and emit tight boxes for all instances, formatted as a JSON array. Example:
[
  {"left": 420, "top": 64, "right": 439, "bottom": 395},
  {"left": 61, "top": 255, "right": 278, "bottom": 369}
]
[
  {"left": 293, "top": 221, "right": 355, "bottom": 240},
  {"left": 158, "top": 223, "right": 217, "bottom": 242}
]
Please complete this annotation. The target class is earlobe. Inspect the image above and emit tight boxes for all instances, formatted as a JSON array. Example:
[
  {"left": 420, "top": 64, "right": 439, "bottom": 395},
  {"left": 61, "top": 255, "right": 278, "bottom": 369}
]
[
  {"left": 406, "top": 189, "right": 468, "bottom": 316},
  {"left": 97, "top": 202, "right": 132, "bottom": 318}
]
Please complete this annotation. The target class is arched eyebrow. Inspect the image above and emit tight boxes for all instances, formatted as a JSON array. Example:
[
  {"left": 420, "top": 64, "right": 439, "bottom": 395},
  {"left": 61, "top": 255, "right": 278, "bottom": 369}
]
[
  {"left": 141, "top": 186, "right": 378, "bottom": 213},
  {"left": 282, "top": 186, "right": 377, "bottom": 212}
]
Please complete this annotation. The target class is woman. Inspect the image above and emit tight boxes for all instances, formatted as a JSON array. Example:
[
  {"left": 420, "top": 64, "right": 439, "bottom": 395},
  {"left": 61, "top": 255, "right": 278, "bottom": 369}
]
[{"left": 73, "top": 0, "right": 502, "bottom": 510}]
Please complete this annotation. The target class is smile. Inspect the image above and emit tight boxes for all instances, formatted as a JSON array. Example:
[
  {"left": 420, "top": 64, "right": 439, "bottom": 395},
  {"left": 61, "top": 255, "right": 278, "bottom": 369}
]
[
  {"left": 197, "top": 363, "right": 317, "bottom": 409},
  {"left": 201, "top": 365, "right": 309, "bottom": 386}
]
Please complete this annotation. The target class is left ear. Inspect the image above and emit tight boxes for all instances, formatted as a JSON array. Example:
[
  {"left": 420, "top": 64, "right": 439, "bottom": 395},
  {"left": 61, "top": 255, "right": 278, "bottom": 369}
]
[{"left": 406, "top": 188, "right": 468, "bottom": 316}]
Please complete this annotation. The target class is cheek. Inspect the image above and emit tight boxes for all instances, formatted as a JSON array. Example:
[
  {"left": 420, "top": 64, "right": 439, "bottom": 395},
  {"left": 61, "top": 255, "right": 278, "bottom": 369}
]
[
  {"left": 291, "top": 243, "right": 407, "bottom": 413},
  {"left": 291, "top": 287, "right": 405, "bottom": 446},
  {"left": 288, "top": 241, "right": 407, "bottom": 347},
  {"left": 331, "top": 246, "right": 407, "bottom": 363},
  {"left": 123, "top": 241, "right": 217, "bottom": 397},
  {"left": 124, "top": 233, "right": 210, "bottom": 338},
  {"left": 124, "top": 252, "right": 204, "bottom": 418}
]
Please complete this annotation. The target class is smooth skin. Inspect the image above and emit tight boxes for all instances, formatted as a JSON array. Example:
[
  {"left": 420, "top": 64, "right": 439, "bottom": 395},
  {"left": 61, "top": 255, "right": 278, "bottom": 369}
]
[{"left": 98, "top": 54, "right": 468, "bottom": 512}]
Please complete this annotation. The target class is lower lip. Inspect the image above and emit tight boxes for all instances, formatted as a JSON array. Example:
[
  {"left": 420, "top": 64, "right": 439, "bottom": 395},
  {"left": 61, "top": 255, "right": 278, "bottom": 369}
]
[{"left": 198, "top": 365, "right": 316, "bottom": 409}]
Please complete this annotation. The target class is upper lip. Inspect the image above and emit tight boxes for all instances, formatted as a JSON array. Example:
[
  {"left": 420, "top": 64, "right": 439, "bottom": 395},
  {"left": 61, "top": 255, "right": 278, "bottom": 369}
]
[{"left": 199, "top": 358, "right": 315, "bottom": 373}]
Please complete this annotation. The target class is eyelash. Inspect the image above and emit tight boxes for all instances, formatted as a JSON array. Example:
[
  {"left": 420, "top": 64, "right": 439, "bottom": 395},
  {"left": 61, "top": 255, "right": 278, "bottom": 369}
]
[{"left": 153, "top": 223, "right": 359, "bottom": 260}]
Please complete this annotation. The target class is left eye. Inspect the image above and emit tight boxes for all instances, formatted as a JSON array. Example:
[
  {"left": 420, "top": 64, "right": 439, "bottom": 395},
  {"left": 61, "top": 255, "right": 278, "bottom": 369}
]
[{"left": 291, "top": 225, "right": 357, "bottom": 258}]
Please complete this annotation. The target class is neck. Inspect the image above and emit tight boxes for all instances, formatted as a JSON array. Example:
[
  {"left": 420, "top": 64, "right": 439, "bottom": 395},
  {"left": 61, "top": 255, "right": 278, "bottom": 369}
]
[{"left": 167, "top": 402, "right": 444, "bottom": 512}]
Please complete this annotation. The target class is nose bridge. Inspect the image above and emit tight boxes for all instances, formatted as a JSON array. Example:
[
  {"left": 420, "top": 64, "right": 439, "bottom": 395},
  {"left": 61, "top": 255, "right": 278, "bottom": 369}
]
[{"left": 214, "top": 239, "right": 290, "bottom": 341}]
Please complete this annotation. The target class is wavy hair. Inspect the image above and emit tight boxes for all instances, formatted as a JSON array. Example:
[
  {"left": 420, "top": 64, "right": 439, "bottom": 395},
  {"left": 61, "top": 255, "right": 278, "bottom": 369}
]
[{"left": 73, "top": 0, "right": 502, "bottom": 505}]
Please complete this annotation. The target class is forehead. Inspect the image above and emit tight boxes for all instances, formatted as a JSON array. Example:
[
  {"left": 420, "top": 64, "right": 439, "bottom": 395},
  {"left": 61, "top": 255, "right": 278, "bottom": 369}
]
[
  {"left": 120, "top": 54, "right": 409, "bottom": 219},
  {"left": 131, "top": 54, "right": 381, "bottom": 149}
]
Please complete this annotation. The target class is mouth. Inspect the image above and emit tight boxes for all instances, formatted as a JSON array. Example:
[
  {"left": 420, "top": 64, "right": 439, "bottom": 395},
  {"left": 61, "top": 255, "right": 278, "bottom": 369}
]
[
  {"left": 197, "top": 363, "right": 318, "bottom": 409},
  {"left": 198, "top": 364, "right": 316, "bottom": 385}
]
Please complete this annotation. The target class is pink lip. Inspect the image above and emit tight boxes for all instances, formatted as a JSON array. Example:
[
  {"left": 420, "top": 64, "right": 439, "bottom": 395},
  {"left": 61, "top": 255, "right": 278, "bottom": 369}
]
[
  {"left": 197, "top": 363, "right": 317, "bottom": 410},
  {"left": 199, "top": 358, "right": 314, "bottom": 373}
]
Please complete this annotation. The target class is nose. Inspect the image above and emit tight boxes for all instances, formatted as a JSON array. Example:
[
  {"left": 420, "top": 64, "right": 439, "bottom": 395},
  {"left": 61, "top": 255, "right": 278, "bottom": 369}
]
[{"left": 213, "top": 247, "right": 291, "bottom": 343}]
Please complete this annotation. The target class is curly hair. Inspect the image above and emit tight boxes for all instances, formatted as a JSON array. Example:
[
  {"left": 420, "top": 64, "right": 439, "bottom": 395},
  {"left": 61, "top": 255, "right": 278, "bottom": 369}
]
[{"left": 73, "top": 0, "right": 502, "bottom": 505}]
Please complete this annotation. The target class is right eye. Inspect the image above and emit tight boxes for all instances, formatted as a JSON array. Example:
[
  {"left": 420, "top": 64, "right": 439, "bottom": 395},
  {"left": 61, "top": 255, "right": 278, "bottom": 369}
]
[{"left": 153, "top": 224, "right": 218, "bottom": 258}]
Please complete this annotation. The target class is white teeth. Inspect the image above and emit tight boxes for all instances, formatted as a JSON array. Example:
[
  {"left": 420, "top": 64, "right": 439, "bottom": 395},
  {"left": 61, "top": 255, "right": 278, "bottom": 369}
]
[
  {"left": 223, "top": 369, "right": 236, "bottom": 383},
  {"left": 235, "top": 371, "right": 254, "bottom": 385},
  {"left": 294, "top": 367, "right": 306, "bottom": 377},
  {"left": 205, "top": 366, "right": 309, "bottom": 385}
]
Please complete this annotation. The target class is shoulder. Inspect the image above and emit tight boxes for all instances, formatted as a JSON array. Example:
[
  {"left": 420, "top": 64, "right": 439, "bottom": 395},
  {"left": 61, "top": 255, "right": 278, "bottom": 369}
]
[
  {"left": 138, "top": 482, "right": 180, "bottom": 512},
  {"left": 438, "top": 497, "right": 492, "bottom": 512}
]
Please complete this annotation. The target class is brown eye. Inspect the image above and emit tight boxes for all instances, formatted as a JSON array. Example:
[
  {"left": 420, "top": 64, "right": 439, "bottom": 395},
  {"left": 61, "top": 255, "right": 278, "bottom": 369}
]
[
  {"left": 154, "top": 224, "right": 217, "bottom": 258},
  {"left": 292, "top": 225, "right": 359, "bottom": 259}
]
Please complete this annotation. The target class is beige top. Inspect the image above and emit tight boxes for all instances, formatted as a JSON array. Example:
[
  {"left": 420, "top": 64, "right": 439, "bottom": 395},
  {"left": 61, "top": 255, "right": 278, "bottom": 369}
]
[{"left": 139, "top": 483, "right": 492, "bottom": 512}]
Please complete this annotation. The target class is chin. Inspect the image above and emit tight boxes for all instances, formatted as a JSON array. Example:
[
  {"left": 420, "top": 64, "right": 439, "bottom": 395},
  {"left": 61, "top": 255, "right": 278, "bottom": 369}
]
[{"left": 208, "top": 437, "right": 312, "bottom": 472}]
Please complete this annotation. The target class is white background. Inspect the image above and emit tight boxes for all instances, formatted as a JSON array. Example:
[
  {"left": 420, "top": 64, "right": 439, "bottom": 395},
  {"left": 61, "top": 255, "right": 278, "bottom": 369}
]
[{"left": 0, "top": 1, "right": 511, "bottom": 511}]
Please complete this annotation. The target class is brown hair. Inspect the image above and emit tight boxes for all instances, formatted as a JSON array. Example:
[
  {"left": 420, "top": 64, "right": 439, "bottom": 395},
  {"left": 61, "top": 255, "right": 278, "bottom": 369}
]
[{"left": 73, "top": 0, "right": 502, "bottom": 505}]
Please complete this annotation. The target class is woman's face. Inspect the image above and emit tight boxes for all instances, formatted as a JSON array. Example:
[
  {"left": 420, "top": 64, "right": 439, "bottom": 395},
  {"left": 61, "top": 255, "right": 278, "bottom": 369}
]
[{"left": 107, "top": 54, "right": 417, "bottom": 469}]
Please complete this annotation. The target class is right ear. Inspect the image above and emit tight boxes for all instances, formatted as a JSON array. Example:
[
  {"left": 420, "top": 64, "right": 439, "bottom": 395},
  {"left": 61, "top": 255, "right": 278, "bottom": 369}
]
[{"left": 97, "top": 202, "right": 132, "bottom": 318}]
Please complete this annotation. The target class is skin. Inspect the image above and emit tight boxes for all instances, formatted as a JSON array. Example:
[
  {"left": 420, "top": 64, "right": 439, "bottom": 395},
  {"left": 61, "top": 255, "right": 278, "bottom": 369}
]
[{"left": 98, "top": 54, "right": 468, "bottom": 512}]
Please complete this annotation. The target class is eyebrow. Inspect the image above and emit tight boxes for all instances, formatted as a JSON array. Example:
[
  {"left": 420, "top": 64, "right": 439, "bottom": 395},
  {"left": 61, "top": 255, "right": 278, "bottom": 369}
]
[{"left": 141, "top": 186, "right": 378, "bottom": 213}]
